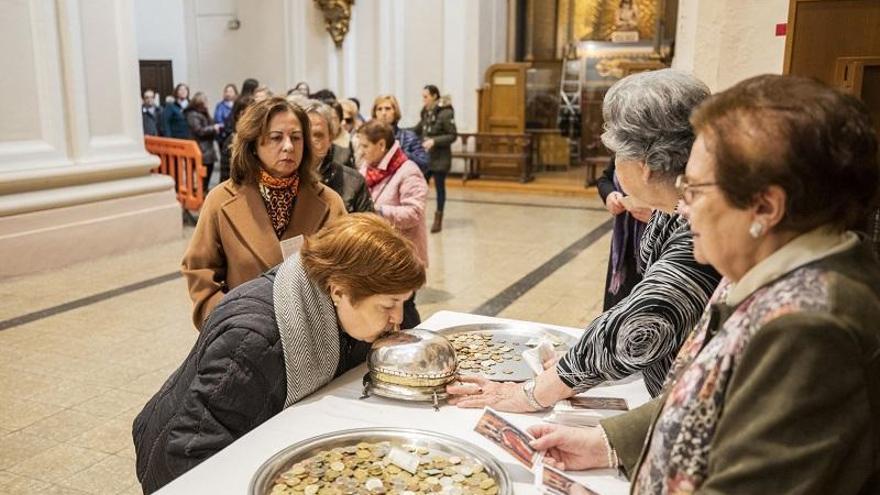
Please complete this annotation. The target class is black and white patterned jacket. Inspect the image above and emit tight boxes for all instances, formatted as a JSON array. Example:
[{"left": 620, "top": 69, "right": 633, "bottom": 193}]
[{"left": 557, "top": 212, "right": 720, "bottom": 396}]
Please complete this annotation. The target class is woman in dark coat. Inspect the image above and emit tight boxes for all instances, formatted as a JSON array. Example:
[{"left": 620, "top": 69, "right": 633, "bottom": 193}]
[
  {"left": 413, "top": 85, "right": 457, "bottom": 233},
  {"left": 302, "top": 98, "right": 374, "bottom": 213},
  {"left": 184, "top": 92, "right": 220, "bottom": 193},
  {"left": 597, "top": 157, "right": 650, "bottom": 310},
  {"left": 162, "top": 83, "right": 192, "bottom": 139},
  {"left": 133, "top": 214, "right": 426, "bottom": 494}
]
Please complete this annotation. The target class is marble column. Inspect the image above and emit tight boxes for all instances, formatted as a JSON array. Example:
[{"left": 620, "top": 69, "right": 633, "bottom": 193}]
[{"left": 0, "top": 0, "right": 180, "bottom": 279}]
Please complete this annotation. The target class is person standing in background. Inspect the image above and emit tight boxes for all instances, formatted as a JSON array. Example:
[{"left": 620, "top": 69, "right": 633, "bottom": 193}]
[
  {"left": 240, "top": 78, "right": 259, "bottom": 98},
  {"left": 162, "top": 83, "right": 192, "bottom": 139},
  {"left": 340, "top": 99, "right": 362, "bottom": 134},
  {"left": 219, "top": 95, "right": 254, "bottom": 183},
  {"left": 413, "top": 84, "right": 457, "bottom": 233},
  {"left": 372, "top": 94, "right": 429, "bottom": 172},
  {"left": 358, "top": 120, "right": 428, "bottom": 329},
  {"left": 141, "top": 88, "right": 163, "bottom": 137},
  {"left": 214, "top": 83, "right": 237, "bottom": 132},
  {"left": 215, "top": 84, "right": 238, "bottom": 184},
  {"left": 597, "top": 158, "right": 650, "bottom": 310},
  {"left": 185, "top": 92, "right": 220, "bottom": 193},
  {"left": 302, "top": 99, "right": 373, "bottom": 213}
]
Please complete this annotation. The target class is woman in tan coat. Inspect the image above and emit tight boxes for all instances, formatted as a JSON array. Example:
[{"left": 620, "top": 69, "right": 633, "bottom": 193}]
[{"left": 182, "top": 96, "right": 346, "bottom": 329}]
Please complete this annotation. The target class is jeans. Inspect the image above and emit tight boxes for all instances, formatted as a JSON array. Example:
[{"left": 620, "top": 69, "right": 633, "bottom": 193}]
[{"left": 429, "top": 171, "right": 447, "bottom": 212}]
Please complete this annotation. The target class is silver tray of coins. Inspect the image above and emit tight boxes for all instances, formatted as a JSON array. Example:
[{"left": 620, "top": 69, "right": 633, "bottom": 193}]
[
  {"left": 250, "top": 427, "right": 511, "bottom": 495},
  {"left": 437, "top": 322, "right": 577, "bottom": 382}
]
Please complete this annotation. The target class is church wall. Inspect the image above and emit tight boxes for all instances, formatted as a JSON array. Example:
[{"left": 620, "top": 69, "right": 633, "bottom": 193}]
[
  {"left": 134, "top": 0, "right": 508, "bottom": 135},
  {"left": 673, "top": 0, "right": 789, "bottom": 91}
]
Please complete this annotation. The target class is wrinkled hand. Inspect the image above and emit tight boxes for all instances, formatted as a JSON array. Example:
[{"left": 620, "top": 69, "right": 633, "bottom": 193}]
[
  {"left": 422, "top": 138, "right": 435, "bottom": 151},
  {"left": 526, "top": 424, "right": 609, "bottom": 471},
  {"left": 628, "top": 206, "right": 653, "bottom": 223},
  {"left": 446, "top": 375, "right": 535, "bottom": 412},
  {"left": 605, "top": 192, "right": 626, "bottom": 216}
]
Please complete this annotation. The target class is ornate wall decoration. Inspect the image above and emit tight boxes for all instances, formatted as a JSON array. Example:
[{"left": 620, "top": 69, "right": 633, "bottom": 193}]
[
  {"left": 556, "top": 0, "right": 658, "bottom": 47},
  {"left": 314, "top": 0, "right": 354, "bottom": 48}
]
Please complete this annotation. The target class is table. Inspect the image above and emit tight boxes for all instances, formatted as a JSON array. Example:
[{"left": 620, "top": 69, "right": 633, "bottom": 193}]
[{"left": 156, "top": 311, "right": 650, "bottom": 494}]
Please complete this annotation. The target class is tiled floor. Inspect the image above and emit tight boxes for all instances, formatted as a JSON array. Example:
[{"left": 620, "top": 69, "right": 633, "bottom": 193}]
[{"left": 0, "top": 187, "right": 613, "bottom": 494}]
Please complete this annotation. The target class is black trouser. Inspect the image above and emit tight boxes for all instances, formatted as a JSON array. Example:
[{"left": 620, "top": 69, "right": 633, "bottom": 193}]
[
  {"left": 424, "top": 171, "right": 447, "bottom": 212},
  {"left": 202, "top": 162, "right": 214, "bottom": 194},
  {"left": 402, "top": 292, "right": 421, "bottom": 329}
]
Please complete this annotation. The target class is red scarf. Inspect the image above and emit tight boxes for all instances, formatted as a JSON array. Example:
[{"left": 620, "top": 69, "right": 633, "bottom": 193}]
[
  {"left": 365, "top": 144, "right": 409, "bottom": 188},
  {"left": 258, "top": 170, "right": 300, "bottom": 239}
]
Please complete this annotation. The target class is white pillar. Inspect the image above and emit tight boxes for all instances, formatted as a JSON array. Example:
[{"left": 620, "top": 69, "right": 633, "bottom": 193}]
[
  {"left": 672, "top": 0, "right": 788, "bottom": 91},
  {"left": 0, "top": 0, "right": 180, "bottom": 279}
]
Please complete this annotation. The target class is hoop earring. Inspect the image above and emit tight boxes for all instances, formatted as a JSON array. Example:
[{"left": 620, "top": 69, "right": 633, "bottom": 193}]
[{"left": 749, "top": 221, "right": 765, "bottom": 238}]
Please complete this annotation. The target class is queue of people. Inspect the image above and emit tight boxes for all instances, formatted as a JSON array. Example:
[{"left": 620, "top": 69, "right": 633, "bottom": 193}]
[{"left": 133, "top": 71, "right": 880, "bottom": 494}]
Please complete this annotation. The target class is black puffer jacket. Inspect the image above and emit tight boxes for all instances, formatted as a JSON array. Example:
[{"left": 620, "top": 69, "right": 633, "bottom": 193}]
[
  {"left": 412, "top": 97, "right": 457, "bottom": 173},
  {"left": 320, "top": 145, "right": 374, "bottom": 214},
  {"left": 184, "top": 107, "right": 217, "bottom": 164},
  {"left": 132, "top": 269, "right": 370, "bottom": 494}
]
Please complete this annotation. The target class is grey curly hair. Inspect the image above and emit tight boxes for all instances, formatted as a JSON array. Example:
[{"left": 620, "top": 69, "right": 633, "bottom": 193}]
[{"left": 601, "top": 69, "right": 710, "bottom": 180}]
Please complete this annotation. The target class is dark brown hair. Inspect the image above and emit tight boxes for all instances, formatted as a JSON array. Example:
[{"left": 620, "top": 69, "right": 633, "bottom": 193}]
[
  {"left": 358, "top": 120, "right": 395, "bottom": 152},
  {"left": 301, "top": 213, "right": 426, "bottom": 303},
  {"left": 691, "top": 74, "right": 878, "bottom": 232},
  {"left": 229, "top": 96, "right": 318, "bottom": 186}
]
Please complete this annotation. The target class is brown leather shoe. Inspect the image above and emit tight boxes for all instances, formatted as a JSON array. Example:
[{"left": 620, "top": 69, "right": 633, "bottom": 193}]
[{"left": 430, "top": 211, "right": 443, "bottom": 233}]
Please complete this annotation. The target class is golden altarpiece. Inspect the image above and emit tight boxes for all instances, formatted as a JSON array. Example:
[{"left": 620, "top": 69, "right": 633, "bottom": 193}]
[{"left": 470, "top": 0, "right": 676, "bottom": 183}]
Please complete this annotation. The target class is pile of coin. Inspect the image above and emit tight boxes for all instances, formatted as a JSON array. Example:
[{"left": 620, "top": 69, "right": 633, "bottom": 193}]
[
  {"left": 447, "top": 333, "right": 519, "bottom": 376},
  {"left": 270, "top": 441, "right": 500, "bottom": 495}
]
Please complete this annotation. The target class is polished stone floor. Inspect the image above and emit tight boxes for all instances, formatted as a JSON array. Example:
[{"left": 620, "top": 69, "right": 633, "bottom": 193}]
[{"left": 0, "top": 186, "right": 613, "bottom": 494}]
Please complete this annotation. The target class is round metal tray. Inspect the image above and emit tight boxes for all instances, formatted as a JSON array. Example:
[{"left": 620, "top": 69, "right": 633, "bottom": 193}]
[
  {"left": 436, "top": 322, "right": 578, "bottom": 382},
  {"left": 250, "top": 427, "right": 512, "bottom": 495}
]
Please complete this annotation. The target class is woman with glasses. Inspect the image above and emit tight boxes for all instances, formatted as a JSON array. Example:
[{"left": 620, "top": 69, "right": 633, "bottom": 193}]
[
  {"left": 527, "top": 74, "right": 880, "bottom": 493},
  {"left": 447, "top": 69, "right": 720, "bottom": 409},
  {"left": 181, "top": 97, "right": 346, "bottom": 330}
]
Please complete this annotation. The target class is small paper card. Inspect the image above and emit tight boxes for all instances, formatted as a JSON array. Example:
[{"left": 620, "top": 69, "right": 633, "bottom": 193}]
[
  {"left": 474, "top": 408, "right": 542, "bottom": 469},
  {"left": 522, "top": 340, "right": 557, "bottom": 374},
  {"left": 386, "top": 446, "right": 420, "bottom": 474},
  {"left": 279, "top": 235, "right": 304, "bottom": 260},
  {"left": 568, "top": 397, "right": 629, "bottom": 411},
  {"left": 540, "top": 465, "right": 599, "bottom": 495}
]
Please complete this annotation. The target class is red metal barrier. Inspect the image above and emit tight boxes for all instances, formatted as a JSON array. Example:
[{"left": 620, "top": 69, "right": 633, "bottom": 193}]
[{"left": 144, "top": 136, "right": 207, "bottom": 210}]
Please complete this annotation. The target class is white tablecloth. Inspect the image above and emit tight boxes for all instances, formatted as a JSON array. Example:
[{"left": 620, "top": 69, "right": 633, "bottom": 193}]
[{"left": 156, "top": 311, "right": 650, "bottom": 494}]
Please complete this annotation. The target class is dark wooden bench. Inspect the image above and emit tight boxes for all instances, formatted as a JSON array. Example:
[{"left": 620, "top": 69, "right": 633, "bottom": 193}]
[{"left": 452, "top": 133, "right": 533, "bottom": 183}]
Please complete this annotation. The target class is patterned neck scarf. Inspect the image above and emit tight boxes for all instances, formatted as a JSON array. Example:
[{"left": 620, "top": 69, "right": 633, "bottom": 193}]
[
  {"left": 365, "top": 144, "right": 409, "bottom": 188},
  {"left": 258, "top": 170, "right": 300, "bottom": 238}
]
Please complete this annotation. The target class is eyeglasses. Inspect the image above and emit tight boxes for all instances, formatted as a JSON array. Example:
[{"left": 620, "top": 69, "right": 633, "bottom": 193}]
[{"left": 675, "top": 174, "right": 718, "bottom": 204}]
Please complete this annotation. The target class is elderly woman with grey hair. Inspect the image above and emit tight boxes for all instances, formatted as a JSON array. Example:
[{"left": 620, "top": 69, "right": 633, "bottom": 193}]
[
  {"left": 447, "top": 69, "right": 721, "bottom": 410},
  {"left": 296, "top": 97, "right": 372, "bottom": 213}
]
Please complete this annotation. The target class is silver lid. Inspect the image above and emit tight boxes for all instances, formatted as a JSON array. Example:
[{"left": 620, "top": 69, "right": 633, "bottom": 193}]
[{"left": 368, "top": 329, "right": 457, "bottom": 387}]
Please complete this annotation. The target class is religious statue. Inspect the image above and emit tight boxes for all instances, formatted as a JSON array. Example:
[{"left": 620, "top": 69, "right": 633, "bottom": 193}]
[{"left": 610, "top": 0, "right": 640, "bottom": 42}]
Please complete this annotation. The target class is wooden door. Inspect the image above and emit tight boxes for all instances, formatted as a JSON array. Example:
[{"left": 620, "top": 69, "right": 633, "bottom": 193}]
[
  {"left": 481, "top": 63, "right": 528, "bottom": 133},
  {"left": 784, "top": 0, "right": 880, "bottom": 253},
  {"left": 139, "top": 60, "right": 174, "bottom": 101}
]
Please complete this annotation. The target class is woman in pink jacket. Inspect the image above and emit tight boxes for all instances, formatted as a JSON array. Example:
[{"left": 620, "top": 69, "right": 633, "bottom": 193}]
[{"left": 358, "top": 120, "right": 428, "bottom": 329}]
